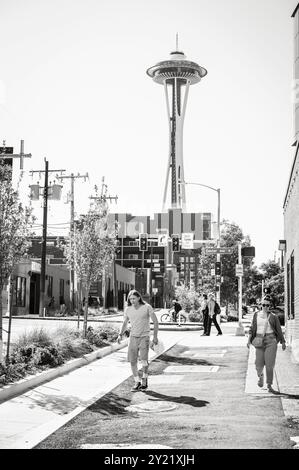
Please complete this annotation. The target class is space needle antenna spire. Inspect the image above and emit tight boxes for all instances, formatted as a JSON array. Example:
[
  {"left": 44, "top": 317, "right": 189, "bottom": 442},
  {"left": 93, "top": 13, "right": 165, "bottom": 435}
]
[{"left": 147, "top": 39, "right": 207, "bottom": 212}]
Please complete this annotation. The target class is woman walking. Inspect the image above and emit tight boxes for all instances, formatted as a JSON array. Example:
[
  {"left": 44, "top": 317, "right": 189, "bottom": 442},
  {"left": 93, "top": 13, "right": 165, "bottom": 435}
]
[{"left": 247, "top": 296, "right": 286, "bottom": 392}]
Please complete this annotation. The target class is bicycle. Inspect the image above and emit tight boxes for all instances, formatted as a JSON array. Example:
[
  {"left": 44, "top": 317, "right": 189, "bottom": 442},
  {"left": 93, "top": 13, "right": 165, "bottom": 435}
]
[{"left": 160, "top": 310, "right": 187, "bottom": 324}]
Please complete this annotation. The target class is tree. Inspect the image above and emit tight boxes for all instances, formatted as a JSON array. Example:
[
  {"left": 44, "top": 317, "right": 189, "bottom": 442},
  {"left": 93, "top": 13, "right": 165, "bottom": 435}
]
[
  {"left": 62, "top": 197, "right": 118, "bottom": 337},
  {"left": 0, "top": 163, "right": 35, "bottom": 361},
  {"left": 175, "top": 284, "right": 201, "bottom": 313},
  {"left": 259, "top": 260, "right": 284, "bottom": 307}
]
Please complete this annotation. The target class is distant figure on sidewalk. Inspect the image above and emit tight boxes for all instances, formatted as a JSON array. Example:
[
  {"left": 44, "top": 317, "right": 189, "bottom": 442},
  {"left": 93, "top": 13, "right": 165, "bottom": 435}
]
[
  {"left": 201, "top": 293, "right": 209, "bottom": 336},
  {"left": 206, "top": 292, "right": 222, "bottom": 336},
  {"left": 247, "top": 296, "right": 286, "bottom": 393},
  {"left": 171, "top": 299, "right": 182, "bottom": 322},
  {"left": 117, "top": 289, "right": 159, "bottom": 392}
]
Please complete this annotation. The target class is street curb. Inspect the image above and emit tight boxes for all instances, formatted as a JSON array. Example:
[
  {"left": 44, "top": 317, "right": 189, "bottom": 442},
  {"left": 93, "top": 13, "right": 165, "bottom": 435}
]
[{"left": 0, "top": 339, "right": 129, "bottom": 405}]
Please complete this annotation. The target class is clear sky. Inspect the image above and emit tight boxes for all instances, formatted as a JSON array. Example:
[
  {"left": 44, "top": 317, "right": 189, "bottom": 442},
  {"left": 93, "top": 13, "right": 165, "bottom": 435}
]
[{"left": 0, "top": 0, "right": 296, "bottom": 266}]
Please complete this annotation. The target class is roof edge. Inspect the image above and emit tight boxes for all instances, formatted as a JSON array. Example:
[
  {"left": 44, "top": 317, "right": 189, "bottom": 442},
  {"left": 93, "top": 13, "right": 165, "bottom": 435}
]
[
  {"left": 291, "top": 3, "right": 299, "bottom": 17},
  {"left": 283, "top": 141, "right": 299, "bottom": 208}
]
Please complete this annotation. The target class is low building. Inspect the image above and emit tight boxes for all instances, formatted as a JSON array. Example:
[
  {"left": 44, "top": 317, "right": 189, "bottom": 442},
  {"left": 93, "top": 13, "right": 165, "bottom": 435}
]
[{"left": 1, "top": 258, "right": 70, "bottom": 316}]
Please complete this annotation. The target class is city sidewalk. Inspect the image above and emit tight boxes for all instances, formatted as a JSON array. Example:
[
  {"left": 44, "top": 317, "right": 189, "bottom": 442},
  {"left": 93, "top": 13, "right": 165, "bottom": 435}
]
[{"left": 0, "top": 322, "right": 298, "bottom": 449}]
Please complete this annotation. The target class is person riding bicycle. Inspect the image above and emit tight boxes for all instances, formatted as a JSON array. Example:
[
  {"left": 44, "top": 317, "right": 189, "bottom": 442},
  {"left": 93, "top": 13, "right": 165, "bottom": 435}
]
[{"left": 171, "top": 299, "right": 182, "bottom": 322}]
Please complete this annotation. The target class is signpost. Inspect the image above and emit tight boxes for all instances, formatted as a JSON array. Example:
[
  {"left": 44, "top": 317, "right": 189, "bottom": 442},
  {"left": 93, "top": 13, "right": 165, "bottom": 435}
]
[
  {"left": 205, "top": 247, "right": 233, "bottom": 255},
  {"left": 181, "top": 233, "right": 194, "bottom": 249}
]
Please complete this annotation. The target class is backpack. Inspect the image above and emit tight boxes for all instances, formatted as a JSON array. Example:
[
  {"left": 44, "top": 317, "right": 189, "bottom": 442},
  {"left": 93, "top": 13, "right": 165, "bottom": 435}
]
[{"left": 214, "top": 302, "right": 221, "bottom": 315}]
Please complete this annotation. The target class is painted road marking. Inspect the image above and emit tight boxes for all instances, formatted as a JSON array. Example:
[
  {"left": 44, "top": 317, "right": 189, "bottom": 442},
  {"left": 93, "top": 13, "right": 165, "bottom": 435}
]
[
  {"left": 148, "top": 375, "right": 183, "bottom": 385},
  {"left": 163, "top": 366, "right": 219, "bottom": 374},
  {"left": 81, "top": 443, "right": 173, "bottom": 449}
]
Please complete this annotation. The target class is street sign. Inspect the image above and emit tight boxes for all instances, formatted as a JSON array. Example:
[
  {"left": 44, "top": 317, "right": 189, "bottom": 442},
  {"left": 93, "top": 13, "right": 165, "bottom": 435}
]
[
  {"left": 235, "top": 264, "right": 243, "bottom": 276},
  {"left": 205, "top": 247, "right": 234, "bottom": 255},
  {"left": 181, "top": 233, "right": 194, "bottom": 249},
  {"left": 158, "top": 234, "right": 168, "bottom": 247},
  {"left": 152, "top": 268, "right": 160, "bottom": 272}
]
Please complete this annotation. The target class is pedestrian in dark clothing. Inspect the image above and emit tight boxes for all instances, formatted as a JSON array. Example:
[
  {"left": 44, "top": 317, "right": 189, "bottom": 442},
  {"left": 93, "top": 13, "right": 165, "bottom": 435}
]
[
  {"left": 201, "top": 294, "right": 209, "bottom": 336},
  {"left": 172, "top": 299, "right": 182, "bottom": 322},
  {"left": 206, "top": 292, "right": 222, "bottom": 336}
]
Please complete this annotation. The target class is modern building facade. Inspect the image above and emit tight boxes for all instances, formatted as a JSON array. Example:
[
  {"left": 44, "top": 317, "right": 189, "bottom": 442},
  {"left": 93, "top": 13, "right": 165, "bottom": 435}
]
[
  {"left": 109, "top": 208, "right": 213, "bottom": 307},
  {"left": 282, "top": 3, "right": 299, "bottom": 361}
]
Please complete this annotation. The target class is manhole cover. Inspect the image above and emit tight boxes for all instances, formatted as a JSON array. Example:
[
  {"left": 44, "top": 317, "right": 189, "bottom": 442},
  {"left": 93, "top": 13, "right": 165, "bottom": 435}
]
[
  {"left": 126, "top": 400, "right": 177, "bottom": 413},
  {"left": 81, "top": 443, "right": 172, "bottom": 449}
]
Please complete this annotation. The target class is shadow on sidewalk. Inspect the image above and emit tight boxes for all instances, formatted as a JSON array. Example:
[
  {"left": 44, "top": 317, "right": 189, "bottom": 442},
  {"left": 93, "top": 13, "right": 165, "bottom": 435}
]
[
  {"left": 143, "top": 390, "right": 209, "bottom": 408},
  {"left": 156, "top": 352, "right": 227, "bottom": 368}
]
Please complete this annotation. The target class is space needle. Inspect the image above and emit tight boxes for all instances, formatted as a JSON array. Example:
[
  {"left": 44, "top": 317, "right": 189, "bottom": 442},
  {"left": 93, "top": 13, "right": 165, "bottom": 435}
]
[{"left": 147, "top": 36, "right": 207, "bottom": 212}]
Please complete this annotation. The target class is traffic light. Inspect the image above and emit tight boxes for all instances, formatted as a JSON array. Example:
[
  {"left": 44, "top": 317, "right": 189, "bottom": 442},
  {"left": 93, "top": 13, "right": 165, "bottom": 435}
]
[
  {"left": 215, "top": 261, "right": 221, "bottom": 276},
  {"left": 172, "top": 234, "right": 180, "bottom": 252},
  {"left": 139, "top": 233, "right": 148, "bottom": 251},
  {"left": 241, "top": 246, "right": 255, "bottom": 257}
]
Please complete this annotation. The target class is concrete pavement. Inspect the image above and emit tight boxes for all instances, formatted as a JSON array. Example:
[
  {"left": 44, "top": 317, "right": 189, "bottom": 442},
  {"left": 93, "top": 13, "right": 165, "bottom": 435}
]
[{"left": 0, "top": 320, "right": 298, "bottom": 449}]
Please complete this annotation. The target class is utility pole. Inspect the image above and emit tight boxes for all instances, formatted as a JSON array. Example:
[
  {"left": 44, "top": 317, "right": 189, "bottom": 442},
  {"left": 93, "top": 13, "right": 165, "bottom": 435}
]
[
  {"left": 0, "top": 139, "right": 32, "bottom": 169},
  {"left": 0, "top": 140, "right": 32, "bottom": 322},
  {"left": 89, "top": 178, "right": 118, "bottom": 309},
  {"left": 30, "top": 160, "right": 65, "bottom": 316},
  {"left": 56, "top": 172, "right": 89, "bottom": 312}
]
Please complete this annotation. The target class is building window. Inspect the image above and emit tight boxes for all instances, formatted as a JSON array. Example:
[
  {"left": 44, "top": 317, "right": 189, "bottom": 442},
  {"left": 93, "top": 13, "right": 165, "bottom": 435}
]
[
  {"left": 47, "top": 276, "right": 53, "bottom": 297},
  {"left": 15, "top": 276, "right": 26, "bottom": 307},
  {"left": 127, "top": 254, "right": 139, "bottom": 260},
  {"left": 59, "top": 279, "right": 65, "bottom": 298},
  {"left": 287, "top": 254, "right": 295, "bottom": 320}
]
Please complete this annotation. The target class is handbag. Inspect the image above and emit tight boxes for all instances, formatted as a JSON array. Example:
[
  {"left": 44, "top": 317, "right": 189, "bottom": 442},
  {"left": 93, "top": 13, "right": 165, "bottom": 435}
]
[{"left": 251, "top": 317, "right": 269, "bottom": 348}]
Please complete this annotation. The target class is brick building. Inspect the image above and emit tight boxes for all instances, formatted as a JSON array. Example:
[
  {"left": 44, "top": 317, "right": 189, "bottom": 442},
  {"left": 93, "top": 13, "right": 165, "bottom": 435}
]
[{"left": 282, "top": 3, "right": 299, "bottom": 361}]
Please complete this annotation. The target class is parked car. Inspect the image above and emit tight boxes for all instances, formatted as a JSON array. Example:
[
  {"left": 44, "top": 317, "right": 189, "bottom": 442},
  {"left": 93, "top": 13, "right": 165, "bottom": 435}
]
[{"left": 271, "top": 305, "right": 285, "bottom": 326}]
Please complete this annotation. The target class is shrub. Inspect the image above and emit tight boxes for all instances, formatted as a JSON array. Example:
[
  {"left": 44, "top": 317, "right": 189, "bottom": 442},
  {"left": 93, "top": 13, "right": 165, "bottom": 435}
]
[
  {"left": 227, "top": 315, "right": 238, "bottom": 322},
  {"left": 188, "top": 311, "right": 202, "bottom": 322},
  {"left": 86, "top": 324, "right": 119, "bottom": 347},
  {"left": 15, "top": 328, "right": 53, "bottom": 349},
  {"left": 54, "top": 336, "right": 93, "bottom": 360},
  {"left": 1, "top": 323, "right": 119, "bottom": 387}
]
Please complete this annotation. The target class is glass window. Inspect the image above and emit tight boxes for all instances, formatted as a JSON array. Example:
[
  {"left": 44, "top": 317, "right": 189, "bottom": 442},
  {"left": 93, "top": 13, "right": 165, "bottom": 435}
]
[
  {"left": 47, "top": 276, "right": 53, "bottom": 297},
  {"left": 59, "top": 279, "right": 65, "bottom": 298},
  {"left": 15, "top": 276, "right": 26, "bottom": 307}
]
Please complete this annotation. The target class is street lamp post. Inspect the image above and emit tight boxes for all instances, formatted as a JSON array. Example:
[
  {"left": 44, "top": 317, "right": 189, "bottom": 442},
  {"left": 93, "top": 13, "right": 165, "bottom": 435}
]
[{"left": 179, "top": 180, "right": 221, "bottom": 302}]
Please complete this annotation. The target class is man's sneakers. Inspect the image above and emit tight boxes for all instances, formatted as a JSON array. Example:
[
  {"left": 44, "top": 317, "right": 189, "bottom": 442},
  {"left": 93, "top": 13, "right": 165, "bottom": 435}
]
[
  {"left": 131, "top": 378, "right": 148, "bottom": 392},
  {"left": 131, "top": 382, "right": 141, "bottom": 392},
  {"left": 257, "top": 373, "right": 264, "bottom": 388},
  {"left": 140, "top": 378, "right": 148, "bottom": 391},
  {"left": 267, "top": 384, "right": 275, "bottom": 393}
]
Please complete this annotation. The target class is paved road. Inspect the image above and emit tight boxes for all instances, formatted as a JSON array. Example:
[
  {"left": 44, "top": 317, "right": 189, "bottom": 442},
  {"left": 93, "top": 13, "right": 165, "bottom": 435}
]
[
  {"left": 1, "top": 309, "right": 189, "bottom": 345},
  {"left": 33, "top": 329, "right": 297, "bottom": 450}
]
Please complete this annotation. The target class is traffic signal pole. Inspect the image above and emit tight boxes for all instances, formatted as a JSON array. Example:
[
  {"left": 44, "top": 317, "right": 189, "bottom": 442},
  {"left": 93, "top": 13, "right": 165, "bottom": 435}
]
[{"left": 236, "top": 242, "right": 245, "bottom": 336}]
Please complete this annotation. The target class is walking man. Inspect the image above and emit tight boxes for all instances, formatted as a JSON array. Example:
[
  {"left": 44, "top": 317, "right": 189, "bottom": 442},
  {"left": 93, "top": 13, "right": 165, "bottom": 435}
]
[
  {"left": 118, "top": 289, "right": 159, "bottom": 391},
  {"left": 201, "top": 293, "right": 209, "bottom": 336},
  {"left": 206, "top": 292, "right": 222, "bottom": 336}
]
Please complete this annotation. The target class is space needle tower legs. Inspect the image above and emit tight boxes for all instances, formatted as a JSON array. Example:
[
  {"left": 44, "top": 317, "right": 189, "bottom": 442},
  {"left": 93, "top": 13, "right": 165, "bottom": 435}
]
[{"left": 147, "top": 39, "right": 207, "bottom": 212}]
